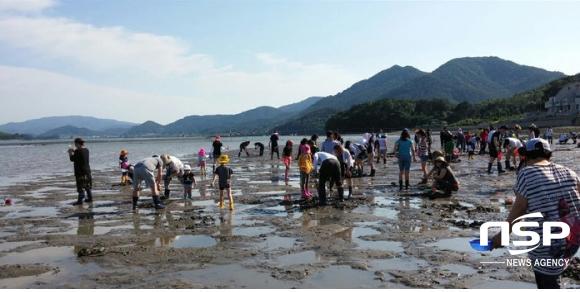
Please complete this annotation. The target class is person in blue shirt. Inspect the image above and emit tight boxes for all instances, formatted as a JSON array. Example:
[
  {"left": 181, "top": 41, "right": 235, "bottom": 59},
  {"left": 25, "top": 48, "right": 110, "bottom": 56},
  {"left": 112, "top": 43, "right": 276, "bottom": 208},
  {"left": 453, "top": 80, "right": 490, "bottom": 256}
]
[{"left": 394, "top": 129, "right": 417, "bottom": 190}]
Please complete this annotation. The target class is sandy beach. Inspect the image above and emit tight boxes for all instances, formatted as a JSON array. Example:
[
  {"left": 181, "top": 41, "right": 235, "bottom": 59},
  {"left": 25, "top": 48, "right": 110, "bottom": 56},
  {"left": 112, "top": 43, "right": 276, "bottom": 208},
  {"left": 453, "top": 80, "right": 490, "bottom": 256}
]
[{"left": 1, "top": 139, "right": 579, "bottom": 289}]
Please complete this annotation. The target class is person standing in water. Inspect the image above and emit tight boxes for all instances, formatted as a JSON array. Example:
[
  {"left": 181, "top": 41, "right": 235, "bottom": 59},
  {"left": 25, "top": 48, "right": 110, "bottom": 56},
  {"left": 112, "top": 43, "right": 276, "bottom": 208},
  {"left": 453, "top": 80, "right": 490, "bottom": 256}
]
[
  {"left": 394, "top": 129, "right": 417, "bottom": 190},
  {"left": 269, "top": 132, "right": 280, "bottom": 160},
  {"left": 298, "top": 139, "right": 313, "bottom": 199},
  {"left": 238, "top": 141, "right": 251, "bottom": 157},
  {"left": 212, "top": 136, "right": 223, "bottom": 165},
  {"left": 282, "top": 140, "right": 294, "bottom": 187},
  {"left": 321, "top": 131, "right": 339, "bottom": 154},
  {"left": 68, "top": 138, "right": 93, "bottom": 205},
  {"left": 415, "top": 129, "right": 429, "bottom": 184},
  {"left": 254, "top": 142, "right": 265, "bottom": 156},
  {"left": 488, "top": 126, "right": 507, "bottom": 174},
  {"left": 377, "top": 134, "right": 388, "bottom": 165}
]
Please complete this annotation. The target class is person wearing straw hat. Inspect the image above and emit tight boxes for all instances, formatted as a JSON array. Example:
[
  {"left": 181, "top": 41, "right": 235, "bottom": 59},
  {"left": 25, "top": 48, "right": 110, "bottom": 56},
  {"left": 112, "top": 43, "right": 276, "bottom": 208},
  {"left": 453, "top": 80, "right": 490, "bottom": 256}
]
[
  {"left": 160, "top": 154, "right": 185, "bottom": 199},
  {"left": 429, "top": 156, "right": 459, "bottom": 197},
  {"left": 211, "top": 154, "right": 234, "bottom": 210},
  {"left": 132, "top": 155, "right": 166, "bottom": 210}
]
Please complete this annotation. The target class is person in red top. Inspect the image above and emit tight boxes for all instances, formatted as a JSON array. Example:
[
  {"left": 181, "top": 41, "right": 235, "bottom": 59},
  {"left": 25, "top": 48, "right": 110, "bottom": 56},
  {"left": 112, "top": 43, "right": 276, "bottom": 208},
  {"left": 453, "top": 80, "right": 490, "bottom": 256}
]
[{"left": 480, "top": 128, "right": 489, "bottom": 155}]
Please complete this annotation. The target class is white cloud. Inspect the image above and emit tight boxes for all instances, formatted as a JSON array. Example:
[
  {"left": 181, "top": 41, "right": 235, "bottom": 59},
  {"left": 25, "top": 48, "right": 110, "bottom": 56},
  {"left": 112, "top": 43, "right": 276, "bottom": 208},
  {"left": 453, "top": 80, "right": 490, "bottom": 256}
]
[
  {"left": 0, "top": 65, "right": 194, "bottom": 124},
  {"left": 0, "top": 0, "right": 55, "bottom": 13},
  {"left": 0, "top": 16, "right": 216, "bottom": 76},
  {"left": 0, "top": 8, "right": 359, "bottom": 123}
]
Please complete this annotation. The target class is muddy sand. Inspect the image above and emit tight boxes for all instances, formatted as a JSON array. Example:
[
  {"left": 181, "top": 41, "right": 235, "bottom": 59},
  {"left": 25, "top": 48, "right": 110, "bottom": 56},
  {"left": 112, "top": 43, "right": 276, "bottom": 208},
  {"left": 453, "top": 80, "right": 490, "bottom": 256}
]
[{"left": 1, "top": 143, "right": 580, "bottom": 288}]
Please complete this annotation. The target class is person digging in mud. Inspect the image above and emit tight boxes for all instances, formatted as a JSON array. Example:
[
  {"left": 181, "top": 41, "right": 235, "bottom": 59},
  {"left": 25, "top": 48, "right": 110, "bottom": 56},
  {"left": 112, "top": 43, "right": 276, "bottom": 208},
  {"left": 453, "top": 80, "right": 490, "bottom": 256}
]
[
  {"left": 238, "top": 141, "right": 251, "bottom": 157},
  {"left": 68, "top": 138, "right": 93, "bottom": 206},
  {"left": 334, "top": 144, "right": 354, "bottom": 199},
  {"left": 254, "top": 142, "right": 265, "bottom": 156},
  {"left": 491, "top": 138, "right": 580, "bottom": 289},
  {"left": 160, "top": 154, "right": 185, "bottom": 199},
  {"left": 313, "top": 151, "right": 344, "bottom": 206},
  {"left": 487, "top": 125, "right": 507, "bottom": 174},
  {"left": 504, "top": 137, "right": 523, "bottom": 171},
  {"left": 423, "top": 156, "right": 459, "bottom": 199},
  {"left": 211, "top": 154, "right": 234, "bottom": 210},
  {"left": 131, "top": 156, "right": 165, "bottom": 210}
]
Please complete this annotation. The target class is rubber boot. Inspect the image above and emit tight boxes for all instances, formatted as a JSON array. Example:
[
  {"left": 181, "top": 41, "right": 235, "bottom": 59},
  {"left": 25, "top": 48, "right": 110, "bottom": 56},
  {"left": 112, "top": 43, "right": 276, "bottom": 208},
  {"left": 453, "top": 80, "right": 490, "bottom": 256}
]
[
  {"left": 487, "top": 163, "right": 493, "bottom": 174},
  {"left": 72, "top": 191, "right": 84, "bottom": 206},
  {"left": 218, "top": 200, "right": 225, "bottom": 209},
  {"left": 497, "top": 162, "right": 505, "bottom": 174},
  {"left": 84, "top": 189, "right": 93, "bottom": 203},
  {"left": 399, "top": 180, "right": 403, "bottom": 191},
  {"left": 338, "top": 187, "right": 345, "bottom": 202},
  {"left": 132, "top": 196, "right": 139, "bottom": 210},
  {"left": 405, "top": 180, "right": 410, "bottom": 190},
  {"left": 229, "top": 200, "right": 235, "bottom": 210},
  {"left": 370, "top": 168, "right": 376, "bottom": 177},
  {"left": 348, "top": 186, "right": 353, "bottom": 199},
  {"left": 152, "top": 196, "right": 165, "bottom": 209}
]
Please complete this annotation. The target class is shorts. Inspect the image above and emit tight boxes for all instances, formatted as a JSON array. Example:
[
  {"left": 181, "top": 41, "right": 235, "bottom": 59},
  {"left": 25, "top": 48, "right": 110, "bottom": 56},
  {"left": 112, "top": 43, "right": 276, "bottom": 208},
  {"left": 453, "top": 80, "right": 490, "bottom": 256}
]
[
  {"left": 489, "top": 148, "right": 498, "bottom": 158},
  {"left": 398, "top": 157, "right": 411, "bottom": 171},
  {"left": 183, "top": 183, "right": 193, "bottom": 189},
  {"left": 282, "top": 156, "right": 292, "bottom": 167},
  {"left": 379, "top": 149, "right": 387, "bottom": 156},
  {"left": 420, "top": 154, "right": 429, "bottom": 163},
  {"left": 219, "top": 183, "right": 230, "bottom": 191},
  {"left": 198, "top": 160, "right": 206, "bottom": 167},
  {"left": 133, "top": 164, "right": 156, "bottom": 191}
]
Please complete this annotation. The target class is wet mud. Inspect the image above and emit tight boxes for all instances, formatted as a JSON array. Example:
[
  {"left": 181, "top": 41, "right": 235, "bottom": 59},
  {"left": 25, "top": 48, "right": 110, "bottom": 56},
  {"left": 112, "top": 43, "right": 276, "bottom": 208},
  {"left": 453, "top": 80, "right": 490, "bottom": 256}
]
[{"left": 1, "top": 141, "right": 580, "bottom": 288}]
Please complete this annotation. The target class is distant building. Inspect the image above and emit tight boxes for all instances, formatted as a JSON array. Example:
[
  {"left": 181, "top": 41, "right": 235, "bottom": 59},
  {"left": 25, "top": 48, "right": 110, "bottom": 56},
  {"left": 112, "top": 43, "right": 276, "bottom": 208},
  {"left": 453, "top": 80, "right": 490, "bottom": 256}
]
[{"left": 545, "top": 82, "right": 580, "bottom": 114}]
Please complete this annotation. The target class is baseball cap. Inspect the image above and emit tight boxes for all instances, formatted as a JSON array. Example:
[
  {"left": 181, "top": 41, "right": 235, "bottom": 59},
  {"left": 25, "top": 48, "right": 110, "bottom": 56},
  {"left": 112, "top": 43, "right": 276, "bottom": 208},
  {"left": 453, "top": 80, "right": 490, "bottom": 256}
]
[{"left": 525, "top": 138, "right": 551, "bottom": 153}]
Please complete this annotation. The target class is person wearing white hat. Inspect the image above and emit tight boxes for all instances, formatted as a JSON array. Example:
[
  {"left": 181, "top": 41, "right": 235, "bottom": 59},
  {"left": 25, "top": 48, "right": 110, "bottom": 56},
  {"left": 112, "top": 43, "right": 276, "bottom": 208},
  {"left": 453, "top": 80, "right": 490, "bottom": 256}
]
[
  {"left": 491, "top": 138, "right": 580, "bottom": 288},
  {"left": 160, "top": 154, "right": 185, "bottom": 199},
  {"left": 181, "top": 164, "right": 196, "bottom": 200}
]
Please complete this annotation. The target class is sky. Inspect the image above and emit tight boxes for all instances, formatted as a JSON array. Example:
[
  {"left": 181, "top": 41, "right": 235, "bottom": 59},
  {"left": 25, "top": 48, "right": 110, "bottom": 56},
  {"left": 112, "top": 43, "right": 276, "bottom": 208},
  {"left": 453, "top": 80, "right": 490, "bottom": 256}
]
[{"left": 0, "top": 0, "right": 579, "bottom": 125}]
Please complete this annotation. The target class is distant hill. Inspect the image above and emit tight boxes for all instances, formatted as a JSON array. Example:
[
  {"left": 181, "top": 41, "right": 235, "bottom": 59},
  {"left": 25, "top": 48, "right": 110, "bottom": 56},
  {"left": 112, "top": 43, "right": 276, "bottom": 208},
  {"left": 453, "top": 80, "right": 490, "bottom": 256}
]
[
  {"left": 273, "top": 57, "right": 565, "bottom": 134},
  {"left": 0, "top": 116, "right": 137, "bottom": 136},
  {"left": 277, "top": 96, "right": 324, "bottom": 113},
  {"left": 325, "top": 73, "right": 580, "bottom": 132},
  {"left": 273, "top": 65, "right": 427, "bottom": 134},
  {"left": 161, "top": 106, "right": 289, "bottom": 136},
  {"left": 383, "top": 57, "right": 565, "bottom": 102},
  {"left": 125, "top": 121, "right": 165, "bottom": 137},
  {"left": 37, "top": 125, "right": 104, "bottom": 139},
  {"left": 0, "top": 131, "right": 31, "bottom": 140}
]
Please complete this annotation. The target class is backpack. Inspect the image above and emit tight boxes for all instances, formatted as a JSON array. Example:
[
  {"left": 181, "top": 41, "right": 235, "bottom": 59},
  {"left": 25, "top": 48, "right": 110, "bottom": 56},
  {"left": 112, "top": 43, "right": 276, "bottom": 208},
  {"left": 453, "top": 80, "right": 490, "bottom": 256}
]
[{"left": 299, "top": 153, "right": 313, "bottom": 174}]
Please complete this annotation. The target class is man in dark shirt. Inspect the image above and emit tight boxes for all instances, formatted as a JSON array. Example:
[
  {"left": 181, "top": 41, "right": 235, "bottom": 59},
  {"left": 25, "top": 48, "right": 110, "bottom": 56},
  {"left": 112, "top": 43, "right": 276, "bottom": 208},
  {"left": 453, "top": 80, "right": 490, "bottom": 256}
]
[
  {"left": 68, "top": 137, "right": 92, "bottom": 205},
  {"left": 269, "top": 132, "right": 280, "bottom": 160},
  {"left": 254, "top": 142, "right": 265, "bottom": 156},
  {"left": 238, "top": 141, "right": 251, "bottom": 157},
  {"left": 488, "top": 125, "right": 507, "bottom": 174}
]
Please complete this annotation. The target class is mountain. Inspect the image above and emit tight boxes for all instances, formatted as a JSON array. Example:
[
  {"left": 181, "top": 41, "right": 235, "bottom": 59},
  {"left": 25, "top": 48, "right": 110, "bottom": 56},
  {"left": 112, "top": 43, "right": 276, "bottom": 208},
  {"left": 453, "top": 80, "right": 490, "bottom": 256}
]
[
  {"left": 125, "top": 121, "right": 165, "bottom": 137},
  {"left": 124, "top": 96, "right": 322, "bottom": 137},
  {"left": 37, "top": 125, "right": 104, "bottom": 139},
  {"left": 273, "top": 57, "right": 565, "bottom": 134},
  {"left": 0, "top": 116, "right": 137, "bottom": 136},
  {"left": 162, "top": 106, "right": 287, "bottom": 135},
  {"left": 277, "top": 96, "right": 324, "bottom": 113},
  {"left": 325, "top": 73, "right": 580, "bottom": 132},
  {"left": 272, "top": 65, "right": 427, "bottom": 134},
  {"left": 383, "top": 57, "right": 565, "bottom": 102}
]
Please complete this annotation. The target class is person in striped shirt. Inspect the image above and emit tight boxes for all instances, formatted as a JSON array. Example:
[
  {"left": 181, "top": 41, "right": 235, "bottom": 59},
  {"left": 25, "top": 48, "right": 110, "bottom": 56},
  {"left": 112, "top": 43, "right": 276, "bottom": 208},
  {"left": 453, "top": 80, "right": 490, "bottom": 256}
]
[{"left": 492, "top": 138, "right": 580, "bottom": 289}]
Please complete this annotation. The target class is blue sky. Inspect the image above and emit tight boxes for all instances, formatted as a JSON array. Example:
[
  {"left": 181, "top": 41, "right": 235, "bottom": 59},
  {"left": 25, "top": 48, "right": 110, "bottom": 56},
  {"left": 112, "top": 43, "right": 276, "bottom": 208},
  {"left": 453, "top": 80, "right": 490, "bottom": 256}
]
[{"left": 0, "top": 0, "right": 579, "bottom": 124}]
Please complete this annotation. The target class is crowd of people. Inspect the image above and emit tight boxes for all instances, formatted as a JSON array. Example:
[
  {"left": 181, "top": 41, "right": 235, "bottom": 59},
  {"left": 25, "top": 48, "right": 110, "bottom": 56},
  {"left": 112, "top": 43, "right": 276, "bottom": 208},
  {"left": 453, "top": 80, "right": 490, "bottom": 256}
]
[{"left": 66, "top": 124, "right": 580, "bottom": 288}]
